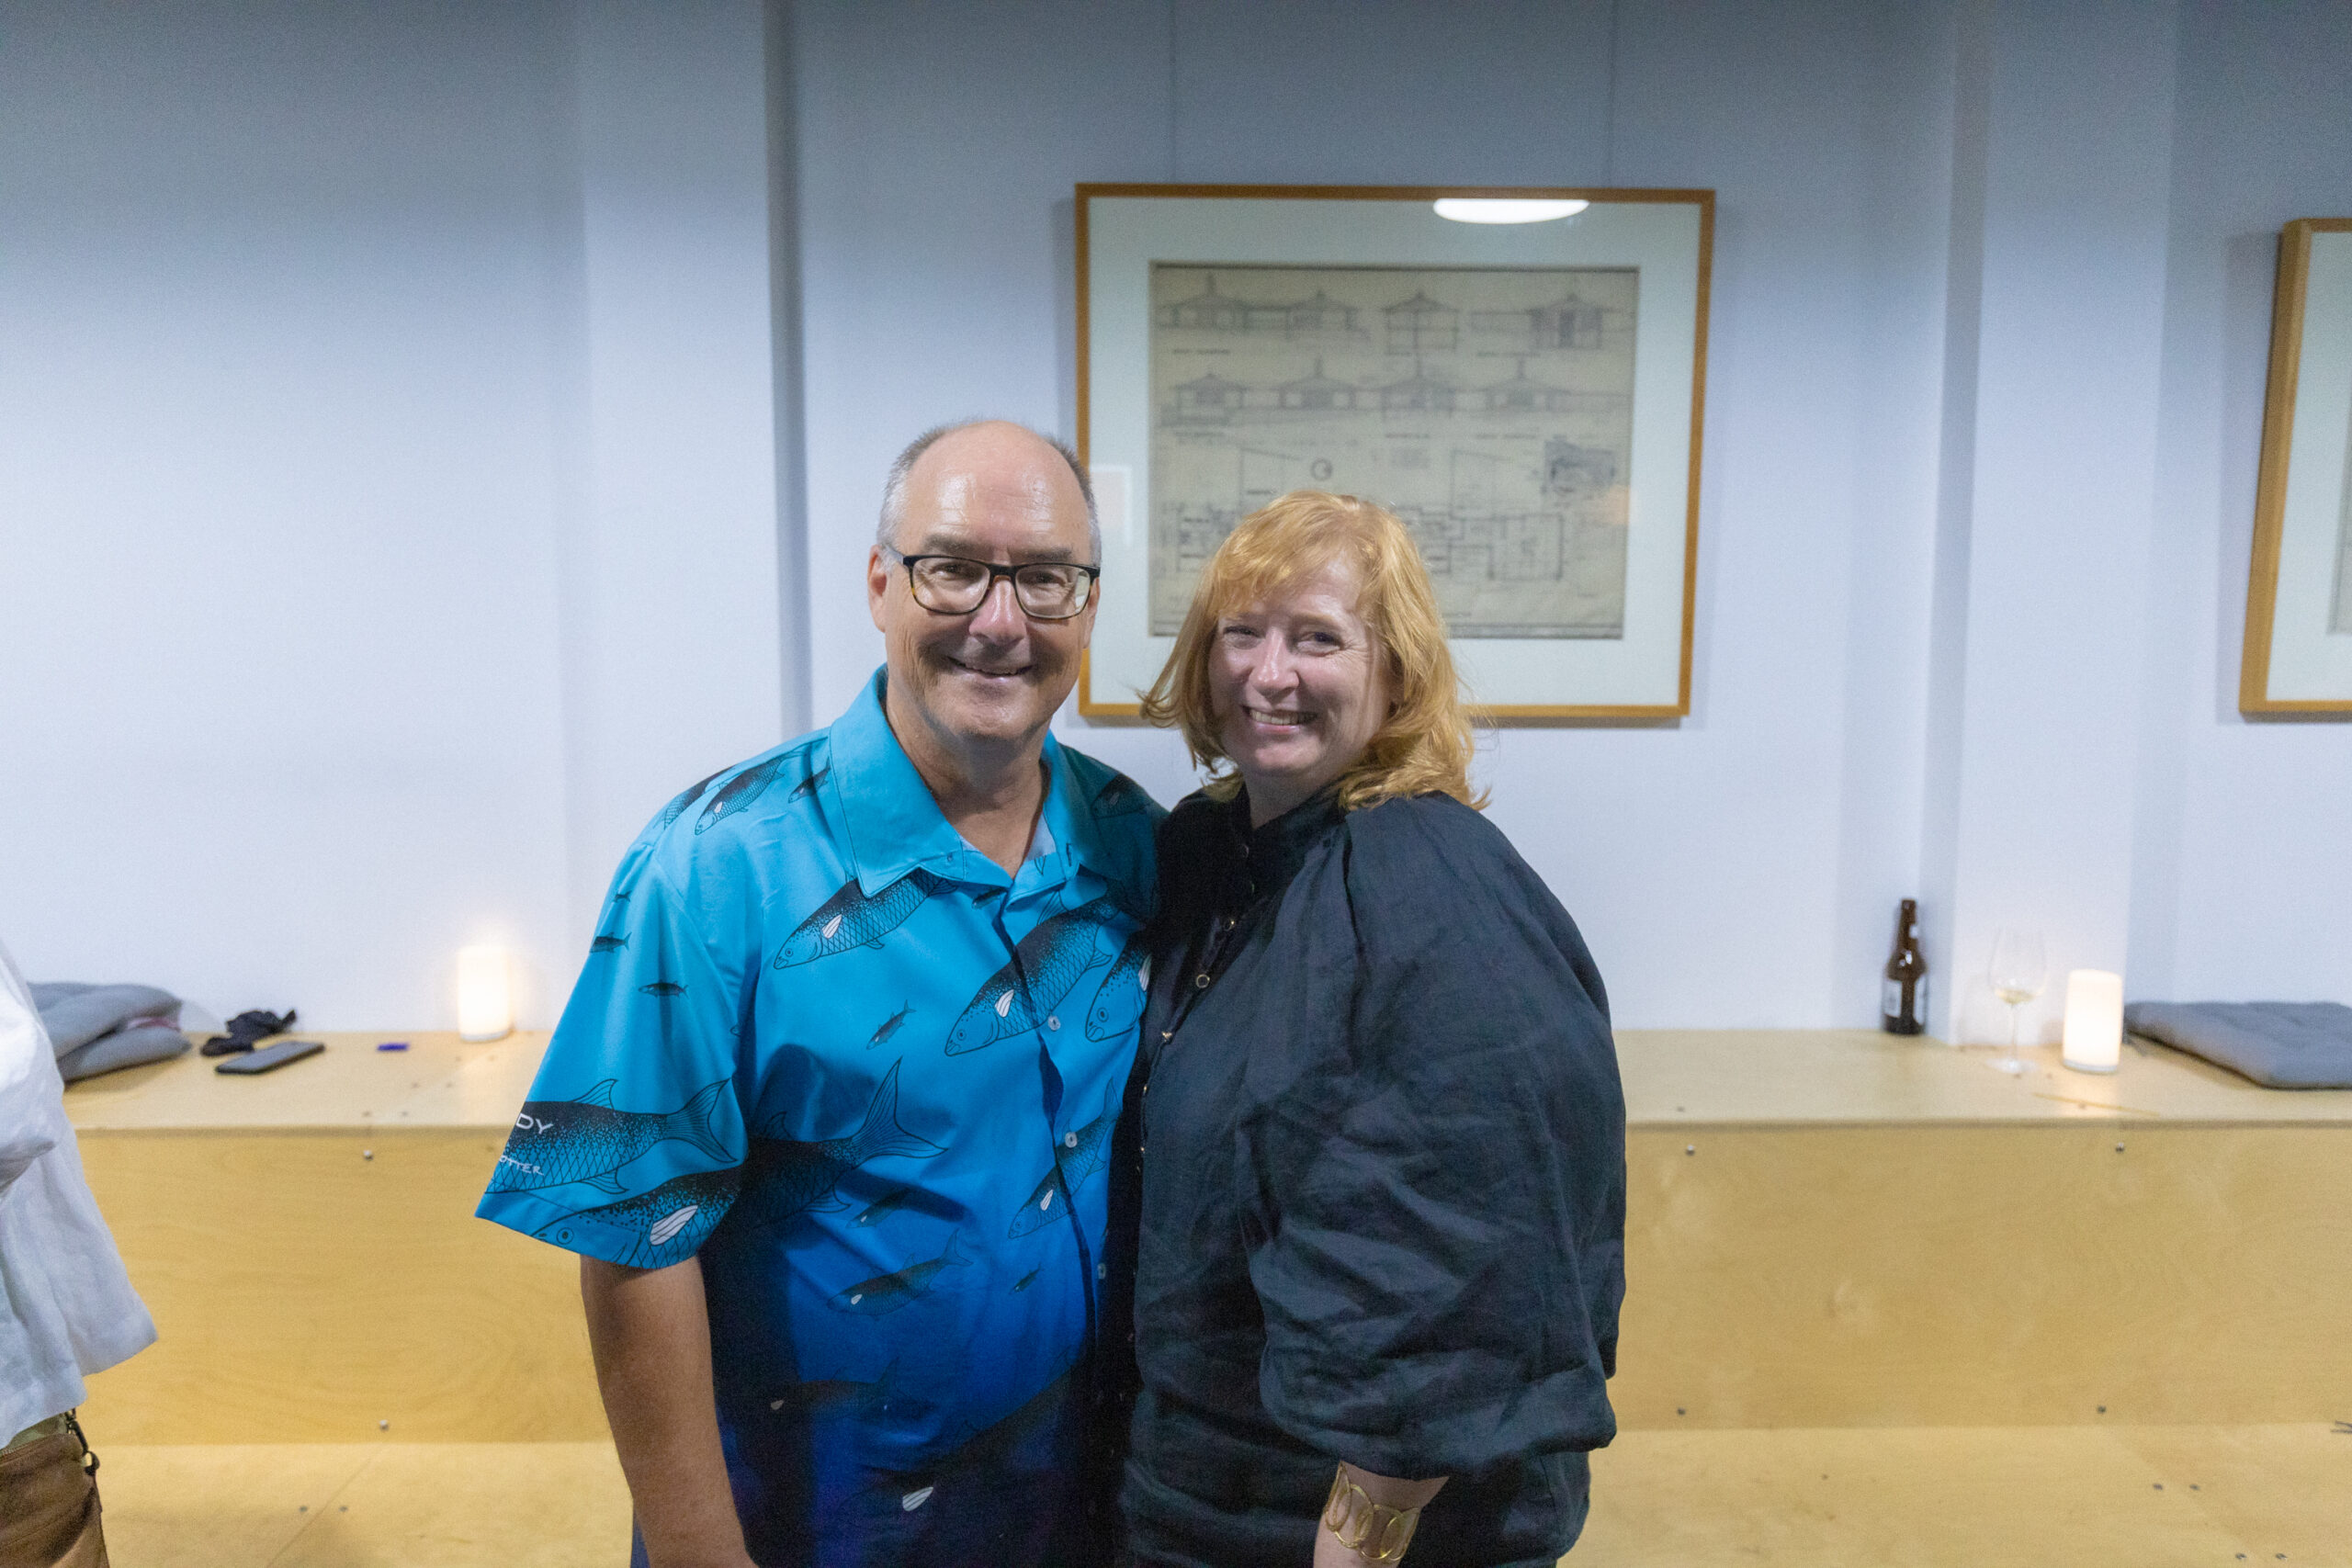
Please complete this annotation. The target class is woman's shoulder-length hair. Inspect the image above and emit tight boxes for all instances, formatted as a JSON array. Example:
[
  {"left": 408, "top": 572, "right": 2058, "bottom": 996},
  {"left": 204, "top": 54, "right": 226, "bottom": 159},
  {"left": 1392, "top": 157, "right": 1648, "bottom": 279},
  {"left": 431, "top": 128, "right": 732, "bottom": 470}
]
[{"left": 1138, "top": 489, "right": 1485, "bottom": 813}]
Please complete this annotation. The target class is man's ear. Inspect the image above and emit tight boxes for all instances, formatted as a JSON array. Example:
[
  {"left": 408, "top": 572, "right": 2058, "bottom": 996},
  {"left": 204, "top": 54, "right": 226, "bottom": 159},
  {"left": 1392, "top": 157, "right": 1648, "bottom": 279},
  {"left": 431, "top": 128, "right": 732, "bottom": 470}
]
[{"left": 867, "top": 547, "right": 893, "bottom": 632}]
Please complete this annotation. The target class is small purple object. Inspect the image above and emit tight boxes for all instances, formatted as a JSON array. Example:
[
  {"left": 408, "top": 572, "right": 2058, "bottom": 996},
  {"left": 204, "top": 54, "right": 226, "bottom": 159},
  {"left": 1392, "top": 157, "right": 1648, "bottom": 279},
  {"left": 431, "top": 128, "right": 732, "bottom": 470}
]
[{"left": 376, "top": 1041, "right": 410, "bottom": 1052}]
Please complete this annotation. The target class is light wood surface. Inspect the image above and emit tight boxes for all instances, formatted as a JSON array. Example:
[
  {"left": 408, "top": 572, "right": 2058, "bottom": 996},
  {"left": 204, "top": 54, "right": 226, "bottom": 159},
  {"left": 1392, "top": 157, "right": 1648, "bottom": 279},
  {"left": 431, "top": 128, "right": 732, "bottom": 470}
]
[
  {"left": 1612, "top": 1122, "right": 2352, "bottom": 1427},
  {"left": 61, "top": 1027, "right": 2352, "bottom": 1440},
  {"left": 67, "top": 1026, "right": 2352, "bottom": 1136},
  {"left": 1616, "top": 1029, "right": 2352, "bottom": 1127},
  {"left": 87, "top": 1427, "right": 2347, "bottom": 1568},
  {"left": 93, "top": 1442, "right": 630, "bottom": 1568},
  {"left": 1577, "top": 1422, "right": 2351, "bottom": 1567},
  {"left": 64, "top": 1031, "right": 550, "bottom": 1133},
  {"left": 74, "top": 1128, "right": 606, "bottom": 1444}
]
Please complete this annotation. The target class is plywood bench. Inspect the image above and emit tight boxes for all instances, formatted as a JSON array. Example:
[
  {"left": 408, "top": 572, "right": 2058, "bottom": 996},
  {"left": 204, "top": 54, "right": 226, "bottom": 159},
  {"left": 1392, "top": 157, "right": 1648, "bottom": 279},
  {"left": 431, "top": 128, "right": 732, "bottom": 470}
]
[{"left": 66, "top": 1027, "right": 2352, "bottom": 1442}]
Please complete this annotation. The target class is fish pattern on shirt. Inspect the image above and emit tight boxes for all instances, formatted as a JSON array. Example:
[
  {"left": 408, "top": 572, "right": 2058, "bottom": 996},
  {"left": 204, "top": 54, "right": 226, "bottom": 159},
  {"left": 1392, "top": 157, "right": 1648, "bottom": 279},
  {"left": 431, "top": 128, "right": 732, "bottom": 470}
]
[
  {"left": 1007, "top": 1081, "right": 1119, "bottom": 1238},
  {"left": 731, "top": 1060, "right": 943, "bottom": 1230},
  {"left": 532, "top": 1167, "right": 741, "bottom": 1269},
  {"left": 1090, "top": 773, "right": 1150, "bottom": 819},
  {"left": 773, "top": 869, "right": 951, "bottom": 969},
  {"left": 867, "top": 1001, "right": 915, "bottom": 1050},
  {"left": 1085, "top": 935, "right": 1149, "bottom": 1041},
  {"left": 490, "top": 1077, "right": 732, "bottom": 1196},
  {"left": 944, "top": 898, "right": 1125, "bottom": 1055},
  {"left": 763, "top": 1358, "right": 897, "bottom": 1417},
  {"left": 696, "top": 755, "right": 786, "bottom": 835},
  {"left": 828, "top": 1233, "right": 968, "bottom": 1316},
  {"left": 658, "top": 771, "right": 726, "bottom": 829}
]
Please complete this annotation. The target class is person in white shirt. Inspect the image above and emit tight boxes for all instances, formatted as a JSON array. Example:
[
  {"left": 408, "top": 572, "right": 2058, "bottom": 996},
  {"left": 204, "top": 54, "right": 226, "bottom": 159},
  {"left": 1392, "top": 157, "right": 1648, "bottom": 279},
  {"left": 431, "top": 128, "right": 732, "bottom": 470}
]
[{"left": 0, "top": 938, "right": 155, "bottom": 1568}]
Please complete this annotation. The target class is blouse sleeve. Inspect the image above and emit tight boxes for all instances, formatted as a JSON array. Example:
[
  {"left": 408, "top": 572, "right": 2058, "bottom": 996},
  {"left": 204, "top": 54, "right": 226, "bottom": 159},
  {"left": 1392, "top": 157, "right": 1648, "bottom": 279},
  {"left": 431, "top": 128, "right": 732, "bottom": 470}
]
[{"left": 1241, "top": 797, "right": 1626, "bottom": 1480}]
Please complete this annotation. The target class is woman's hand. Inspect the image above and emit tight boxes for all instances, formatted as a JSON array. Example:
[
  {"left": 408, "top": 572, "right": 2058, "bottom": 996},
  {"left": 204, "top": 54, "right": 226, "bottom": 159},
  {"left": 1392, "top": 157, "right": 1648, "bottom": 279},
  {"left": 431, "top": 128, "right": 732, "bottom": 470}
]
[{"left": 1312, "top": 1461, "right": 1447, "bottom": 1566}]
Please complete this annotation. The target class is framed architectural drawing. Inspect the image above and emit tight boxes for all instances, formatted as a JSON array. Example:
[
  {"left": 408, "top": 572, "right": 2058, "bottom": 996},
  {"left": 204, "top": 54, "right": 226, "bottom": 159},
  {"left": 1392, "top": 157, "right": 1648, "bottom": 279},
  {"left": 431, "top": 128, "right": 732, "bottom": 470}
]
[
  {"left": 1076, "top": 185, "right": 1713, "bottom": 720},
  {"left": 2243, "top": 217, "right": 2352, "bottom": 716}
]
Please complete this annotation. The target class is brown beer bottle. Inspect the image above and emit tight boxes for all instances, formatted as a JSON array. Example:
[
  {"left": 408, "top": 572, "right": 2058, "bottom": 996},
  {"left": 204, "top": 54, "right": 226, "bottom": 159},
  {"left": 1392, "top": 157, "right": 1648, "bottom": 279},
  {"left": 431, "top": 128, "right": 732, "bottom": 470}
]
[{"left": 1882, "top": 899, "right": 1928, "bottom": 1035}]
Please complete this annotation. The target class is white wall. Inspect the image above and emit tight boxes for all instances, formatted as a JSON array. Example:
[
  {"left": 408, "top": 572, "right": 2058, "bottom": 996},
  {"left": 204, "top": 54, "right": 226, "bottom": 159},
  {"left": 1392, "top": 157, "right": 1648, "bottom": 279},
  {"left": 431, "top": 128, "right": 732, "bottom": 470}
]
[
  {"left": 0, "top": 0, "right": 783, "bottom": 1029},
  {"left": 2, "top": 0, "right": 2344, "bottom": 1032},
  {"left": 1928, "top": 0, "right": 2181, "bottom": 1045},
  {"left": 789, "top": 0, "right": 1958, "bottom": 1026},
  {"left": 2128, "top": 0, "right": 2352, "bottom": 1007},
  {"left": 787, "top": 0, "right": 2352, "bottom": 1032}
]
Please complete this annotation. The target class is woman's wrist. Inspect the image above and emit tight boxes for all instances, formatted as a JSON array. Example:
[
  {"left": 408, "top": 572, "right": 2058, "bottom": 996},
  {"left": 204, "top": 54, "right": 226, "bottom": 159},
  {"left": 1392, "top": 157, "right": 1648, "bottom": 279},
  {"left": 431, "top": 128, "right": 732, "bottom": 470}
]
[{"left": 1315, "top": 1461, "right": 1447, "bottom": 1564}]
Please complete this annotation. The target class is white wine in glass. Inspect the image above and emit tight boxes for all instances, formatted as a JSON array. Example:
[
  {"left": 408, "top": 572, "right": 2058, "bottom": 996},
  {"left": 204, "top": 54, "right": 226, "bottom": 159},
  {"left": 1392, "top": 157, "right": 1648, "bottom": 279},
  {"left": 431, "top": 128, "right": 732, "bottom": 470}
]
[{"left": 1987, "top": 929, "right": 2046, "bottom": 1075}]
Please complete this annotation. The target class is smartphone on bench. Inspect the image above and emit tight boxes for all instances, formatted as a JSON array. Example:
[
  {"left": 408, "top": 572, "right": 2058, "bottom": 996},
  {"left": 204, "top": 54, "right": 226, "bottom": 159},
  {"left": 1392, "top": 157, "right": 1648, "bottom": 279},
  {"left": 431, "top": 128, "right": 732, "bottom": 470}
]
[{"left": 215, "top": 1040, "right": 325, "bottom": 1075}]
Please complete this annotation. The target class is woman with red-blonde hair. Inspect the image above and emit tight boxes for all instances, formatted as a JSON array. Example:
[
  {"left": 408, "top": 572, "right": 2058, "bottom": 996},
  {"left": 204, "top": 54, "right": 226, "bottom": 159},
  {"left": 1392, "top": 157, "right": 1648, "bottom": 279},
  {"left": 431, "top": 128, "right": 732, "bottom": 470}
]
[{"left": 1103, "top": 491, "right": 1627, "bottom": 1567}]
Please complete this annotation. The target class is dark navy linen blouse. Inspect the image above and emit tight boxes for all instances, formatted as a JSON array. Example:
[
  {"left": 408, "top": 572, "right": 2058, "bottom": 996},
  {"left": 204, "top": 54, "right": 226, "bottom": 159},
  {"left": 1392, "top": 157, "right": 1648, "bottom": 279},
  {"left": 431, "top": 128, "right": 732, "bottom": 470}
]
[{"left": 1107, "top": 787, "right": 1626, "bottom": 1568}]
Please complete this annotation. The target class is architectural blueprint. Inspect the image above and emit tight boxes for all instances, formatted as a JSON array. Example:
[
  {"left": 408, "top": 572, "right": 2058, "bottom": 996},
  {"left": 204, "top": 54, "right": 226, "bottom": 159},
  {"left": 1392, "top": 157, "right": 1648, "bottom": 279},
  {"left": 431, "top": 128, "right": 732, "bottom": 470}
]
[{"left": 1148, "top": 263, "right": 1638, "bottom": 637}]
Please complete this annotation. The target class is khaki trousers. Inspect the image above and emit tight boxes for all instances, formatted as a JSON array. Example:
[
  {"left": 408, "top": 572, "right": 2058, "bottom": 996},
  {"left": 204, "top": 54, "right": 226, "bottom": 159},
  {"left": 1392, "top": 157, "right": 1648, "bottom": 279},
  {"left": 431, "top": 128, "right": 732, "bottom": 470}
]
[{"left": 0, "top": 1416, "right": 107, "bottom": 1568}]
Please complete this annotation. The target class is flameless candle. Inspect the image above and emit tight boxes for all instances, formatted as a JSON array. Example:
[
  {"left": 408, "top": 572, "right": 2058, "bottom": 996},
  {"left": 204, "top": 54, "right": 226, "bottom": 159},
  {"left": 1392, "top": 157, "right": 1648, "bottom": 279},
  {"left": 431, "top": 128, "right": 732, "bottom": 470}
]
[
  {"left": 2061, "top": 968, "right": 2123, "bottom": 1074},
  {"left": 457, "top": 945, "right": 513, "bottom": 1043}
]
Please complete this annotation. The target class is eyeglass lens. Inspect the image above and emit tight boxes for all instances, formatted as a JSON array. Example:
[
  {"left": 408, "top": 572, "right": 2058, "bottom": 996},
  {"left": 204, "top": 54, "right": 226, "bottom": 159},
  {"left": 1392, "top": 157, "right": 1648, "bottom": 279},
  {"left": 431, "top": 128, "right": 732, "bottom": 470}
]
[{"left": 909, "top": 558, "right": 1093, "bottom": 618}]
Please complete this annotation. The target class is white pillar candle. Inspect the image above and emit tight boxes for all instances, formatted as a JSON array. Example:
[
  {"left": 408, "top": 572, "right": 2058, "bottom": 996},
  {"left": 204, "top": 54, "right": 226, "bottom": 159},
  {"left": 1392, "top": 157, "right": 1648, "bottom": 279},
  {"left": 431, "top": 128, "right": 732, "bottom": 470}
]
[
  {"left": 2061, "top": 968, "right": 2123, "bottom": 1074},
  {"left": 457, "top": 945, "right": 513, "bottom": 1043}
]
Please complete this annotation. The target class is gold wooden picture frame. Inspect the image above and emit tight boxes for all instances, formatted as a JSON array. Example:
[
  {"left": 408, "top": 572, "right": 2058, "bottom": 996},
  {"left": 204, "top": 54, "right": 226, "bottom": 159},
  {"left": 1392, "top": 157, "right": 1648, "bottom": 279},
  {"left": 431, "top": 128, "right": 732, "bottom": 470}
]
[
  {"left": 2241, "top": 216, "right": 2352, "bottom": 717},
  {"left": 1075, "top": 184, "right": 1713, "bottom": 721}
]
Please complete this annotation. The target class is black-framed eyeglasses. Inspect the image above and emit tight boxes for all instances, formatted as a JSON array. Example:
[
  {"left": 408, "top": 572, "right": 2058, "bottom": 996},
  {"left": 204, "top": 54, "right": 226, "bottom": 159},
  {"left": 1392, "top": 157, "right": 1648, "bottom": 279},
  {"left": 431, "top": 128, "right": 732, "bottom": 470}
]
[{"left": 887, "top": 550, "right": 1101, "bottom": 620}]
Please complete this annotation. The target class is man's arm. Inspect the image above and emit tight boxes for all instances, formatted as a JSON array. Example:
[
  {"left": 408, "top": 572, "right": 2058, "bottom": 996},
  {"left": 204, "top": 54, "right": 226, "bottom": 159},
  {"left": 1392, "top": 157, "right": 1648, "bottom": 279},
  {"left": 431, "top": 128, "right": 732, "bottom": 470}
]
[
  {"left": 1313, "top": 1461, "right": 1446, "bottom": 1566},
  {"left": 580, "top": 1256, "right": 755, "bottom": 1568}
]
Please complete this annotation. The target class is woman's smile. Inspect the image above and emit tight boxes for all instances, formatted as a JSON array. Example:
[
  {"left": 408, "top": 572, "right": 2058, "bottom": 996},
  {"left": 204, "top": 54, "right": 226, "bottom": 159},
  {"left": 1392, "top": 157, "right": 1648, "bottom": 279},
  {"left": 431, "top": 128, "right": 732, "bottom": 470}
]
[{"left": 1208, "top": 558, "right": 1388, "bottom": 825}]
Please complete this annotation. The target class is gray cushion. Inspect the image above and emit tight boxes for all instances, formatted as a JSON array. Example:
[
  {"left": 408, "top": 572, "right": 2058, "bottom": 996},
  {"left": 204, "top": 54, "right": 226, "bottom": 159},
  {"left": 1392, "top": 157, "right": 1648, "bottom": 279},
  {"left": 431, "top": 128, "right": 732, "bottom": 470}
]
[
  {"left": 2123, "top": 1000, "right": 2352, "bottom": 1089},
  {"left": 55, "top": 1021, "right": 191, "bottom": 1082},
  {"left": 28, "top": 982, "right": 183, "bottom": 1056}
]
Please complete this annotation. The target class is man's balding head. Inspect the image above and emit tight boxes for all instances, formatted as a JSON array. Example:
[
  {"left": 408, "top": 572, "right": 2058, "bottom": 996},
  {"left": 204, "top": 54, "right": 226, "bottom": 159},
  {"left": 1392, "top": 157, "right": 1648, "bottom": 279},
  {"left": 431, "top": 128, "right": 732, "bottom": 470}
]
[
  {"left": 876, "top": 420, "right": 1099, "bottom": 562},
  {"left": 866, "top": 419, "right": 1100, "bottom": 773}
]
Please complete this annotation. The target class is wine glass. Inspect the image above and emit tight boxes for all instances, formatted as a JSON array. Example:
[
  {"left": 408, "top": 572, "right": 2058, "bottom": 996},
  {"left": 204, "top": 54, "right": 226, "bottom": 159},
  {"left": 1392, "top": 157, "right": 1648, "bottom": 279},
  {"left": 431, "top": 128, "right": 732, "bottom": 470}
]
[{"left": 1987, "top": 929, "right": 2046, "bottom": 1075}]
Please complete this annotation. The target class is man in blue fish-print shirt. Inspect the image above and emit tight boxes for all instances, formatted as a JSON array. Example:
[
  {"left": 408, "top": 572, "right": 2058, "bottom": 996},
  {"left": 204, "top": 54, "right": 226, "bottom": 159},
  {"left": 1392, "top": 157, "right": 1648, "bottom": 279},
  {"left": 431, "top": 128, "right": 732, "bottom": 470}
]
[{"left": 477, "top": 421, "right": 1161, "bottom": 1568}]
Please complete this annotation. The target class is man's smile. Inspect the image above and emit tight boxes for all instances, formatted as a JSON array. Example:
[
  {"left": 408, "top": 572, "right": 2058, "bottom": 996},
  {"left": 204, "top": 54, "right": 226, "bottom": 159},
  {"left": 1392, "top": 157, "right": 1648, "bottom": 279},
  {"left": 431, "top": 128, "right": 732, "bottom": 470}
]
[{"left": 944, "top": 653, "right": 1034, "bottom": 682}]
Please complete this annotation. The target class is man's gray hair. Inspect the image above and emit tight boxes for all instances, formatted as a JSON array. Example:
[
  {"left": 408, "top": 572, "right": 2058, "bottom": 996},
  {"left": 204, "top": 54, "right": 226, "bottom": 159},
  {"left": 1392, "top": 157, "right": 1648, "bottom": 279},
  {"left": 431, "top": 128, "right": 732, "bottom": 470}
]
[{"left": 876, "top": 420, "right": 1101, "bottom": 561}]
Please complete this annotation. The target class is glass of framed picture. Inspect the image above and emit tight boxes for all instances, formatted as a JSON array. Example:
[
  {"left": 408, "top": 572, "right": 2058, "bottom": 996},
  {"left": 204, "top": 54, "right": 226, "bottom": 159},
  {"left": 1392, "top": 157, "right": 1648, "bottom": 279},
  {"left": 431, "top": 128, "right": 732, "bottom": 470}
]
[
  {"left": 1075, "top": 184, "right": 1713, "bottom": 721},
  {"left": 2242, "top": 217, "right": 2352, "bottom": 716}
]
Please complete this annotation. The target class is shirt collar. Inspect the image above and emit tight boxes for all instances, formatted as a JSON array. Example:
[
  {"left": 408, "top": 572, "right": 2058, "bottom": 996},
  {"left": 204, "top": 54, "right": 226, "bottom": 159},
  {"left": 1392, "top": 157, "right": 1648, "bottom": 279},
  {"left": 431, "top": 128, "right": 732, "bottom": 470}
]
[
  {"left": 831, "top": 667, "right": 1109, "bottom": 897},
  {"left": 1227, "top": 784, "right": 1345, "bottom": 888}
]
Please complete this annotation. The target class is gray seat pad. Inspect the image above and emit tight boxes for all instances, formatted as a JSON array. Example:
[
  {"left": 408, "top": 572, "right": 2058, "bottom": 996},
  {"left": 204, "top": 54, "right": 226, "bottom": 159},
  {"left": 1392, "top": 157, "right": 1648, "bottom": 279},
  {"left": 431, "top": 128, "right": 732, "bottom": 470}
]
[
  {"left": 2123, "top": 1000, "right": 2352, "bottom": 1089},
  {"left": 28, "top": 981, "right": 191, "bottom": 1081}
]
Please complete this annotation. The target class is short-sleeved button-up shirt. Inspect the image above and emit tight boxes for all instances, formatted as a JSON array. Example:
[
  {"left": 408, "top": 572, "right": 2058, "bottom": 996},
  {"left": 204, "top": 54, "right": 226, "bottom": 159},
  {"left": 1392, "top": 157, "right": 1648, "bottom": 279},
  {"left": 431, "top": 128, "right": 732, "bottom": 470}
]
[{"left": 477, "top": 670, "right": 1159, "bottom": 1566}]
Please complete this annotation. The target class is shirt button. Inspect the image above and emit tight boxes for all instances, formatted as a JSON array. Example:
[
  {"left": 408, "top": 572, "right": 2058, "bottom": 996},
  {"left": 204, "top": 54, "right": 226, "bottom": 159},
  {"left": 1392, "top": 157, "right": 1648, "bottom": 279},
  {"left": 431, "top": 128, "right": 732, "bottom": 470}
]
[
  {"left": 1193, "top": 973, "right": 1210, "bottom": 989},
  {"left": 1064, "top": 1132, "right": 1079, "bottom": 1149},
  {"left": 1096, "top": 1263, "right": 1106, "bottom": 1280},
  {"left": 1046, "top": 1015, "right": 1060, "bottom": 1031}
]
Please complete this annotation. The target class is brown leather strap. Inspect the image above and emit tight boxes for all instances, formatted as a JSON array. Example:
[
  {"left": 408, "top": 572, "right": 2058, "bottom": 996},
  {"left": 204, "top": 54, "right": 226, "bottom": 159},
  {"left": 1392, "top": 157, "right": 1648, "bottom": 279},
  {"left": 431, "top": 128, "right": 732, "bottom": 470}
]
[{"left": 0, "top": 1427, "right": 107, "bottom": 1568}]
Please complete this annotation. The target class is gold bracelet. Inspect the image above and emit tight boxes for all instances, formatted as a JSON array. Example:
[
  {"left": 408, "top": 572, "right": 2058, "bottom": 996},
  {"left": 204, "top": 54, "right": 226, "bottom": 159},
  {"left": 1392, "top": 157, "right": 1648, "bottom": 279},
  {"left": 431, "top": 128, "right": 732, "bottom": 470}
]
[{"left": 1321, "top": 1464, "right": 1423, "bottom": 1563}]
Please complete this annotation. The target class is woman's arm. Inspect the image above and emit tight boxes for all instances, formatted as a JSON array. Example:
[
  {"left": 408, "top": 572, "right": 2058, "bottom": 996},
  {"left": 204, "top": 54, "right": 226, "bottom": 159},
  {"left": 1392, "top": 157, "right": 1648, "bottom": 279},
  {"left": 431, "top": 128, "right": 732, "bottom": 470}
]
[{"left": 1312, "top": 1461, "right": 1447, "bottom": 1566}]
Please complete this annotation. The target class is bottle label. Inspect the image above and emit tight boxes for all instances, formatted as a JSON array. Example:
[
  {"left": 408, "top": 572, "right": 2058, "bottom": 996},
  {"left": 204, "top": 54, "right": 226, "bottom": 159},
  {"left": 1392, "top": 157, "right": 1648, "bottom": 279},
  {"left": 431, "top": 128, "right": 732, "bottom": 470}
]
[{"left": 1883, "top": 976, "right": 1929, "bottom": 1028}]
